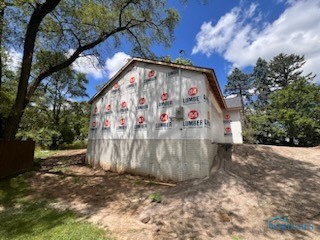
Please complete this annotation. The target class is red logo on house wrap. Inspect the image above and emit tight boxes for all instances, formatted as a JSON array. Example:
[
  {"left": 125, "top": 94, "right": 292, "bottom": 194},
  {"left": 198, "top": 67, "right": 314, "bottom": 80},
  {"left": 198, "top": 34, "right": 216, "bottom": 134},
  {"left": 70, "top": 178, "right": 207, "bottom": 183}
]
[
  {"left": 114, "top": 82, "right": 119, "bottom": 89},
  {"left": 129, "top": 76, "right": 135, "bottom": 84},
  {"left": 119, "top": 118, "right": 126, "bottom": 126},
  {"left": 94, "top": 106, "right": 98, "bottom": 113},
  {"left": 92, "top": 121, "right": 96, "bottom": 128},
  {"left": 160, "top": 113, "right": 169, "bottom": 122},
  {"left": 188, "top": 87, "right": 198, "bottom": 96},
  {"left": 148, "top": 69, "right": 155, "bottom": 78},
  {"left": 161, "top": 92, "right": 168, "bottom": 101},
  {"left": 225, "top": 126, "right": 231, "bottom": 133},
  {"left": 106, "top": 104, "right": 111, "bottom": 111},
  {"left": 121, "top": 101, "right": 127, "bottom": 108},
  {"left": 139, "top": 97, "right": 146, "bottom": 105},
  {"left": 224, "top": 114, "right": 230, "bottom": 120},
  {"left": 188, "top": 110, "right": 199, "bottom": 120},
  {"left": 104, "top": 119, "right": 110, "bottom": 127},
  {"left": 138, "top": 116, "right": 144, "bottom": 124}
]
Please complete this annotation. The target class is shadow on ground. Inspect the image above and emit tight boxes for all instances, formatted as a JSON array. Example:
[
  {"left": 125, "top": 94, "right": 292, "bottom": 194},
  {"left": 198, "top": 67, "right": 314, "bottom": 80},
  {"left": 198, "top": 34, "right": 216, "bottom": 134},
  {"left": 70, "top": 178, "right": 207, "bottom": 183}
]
[{"left": 12, "top": 146, "right": 320, "bottom": 240}]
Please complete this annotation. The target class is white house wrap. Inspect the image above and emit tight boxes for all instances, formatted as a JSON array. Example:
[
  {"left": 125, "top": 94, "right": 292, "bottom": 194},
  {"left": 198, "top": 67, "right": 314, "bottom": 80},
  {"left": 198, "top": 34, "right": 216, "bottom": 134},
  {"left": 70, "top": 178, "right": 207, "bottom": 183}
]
[{"left": 87, "top": 58, "right": 243, "bottom": 181}]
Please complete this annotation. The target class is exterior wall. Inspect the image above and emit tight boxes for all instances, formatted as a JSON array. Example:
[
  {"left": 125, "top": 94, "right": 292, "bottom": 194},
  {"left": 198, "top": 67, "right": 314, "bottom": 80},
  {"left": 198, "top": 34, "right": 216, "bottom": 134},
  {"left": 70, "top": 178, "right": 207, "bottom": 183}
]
[
  {"left": 205, "top": 79, "right": 225, "bottom": 143},
  {"left": 87, "top": 61, "right": 243, "bottom": 181},
  {"left": 87, "top": 139, "right": 218, "bottom": 181},
  {"left": 222, "top": 110, "right": 243, "bottom": 144},
  {"left": 89, "top": 62, "right": 212, "bottom": 140}
]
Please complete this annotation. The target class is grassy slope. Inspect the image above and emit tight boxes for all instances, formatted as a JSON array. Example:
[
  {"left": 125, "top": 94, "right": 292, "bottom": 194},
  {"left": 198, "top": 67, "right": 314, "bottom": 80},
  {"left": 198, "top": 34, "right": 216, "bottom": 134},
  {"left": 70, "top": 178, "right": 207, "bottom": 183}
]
[{"left": 0, "top": 166, "right": 113, "bottom": 240}]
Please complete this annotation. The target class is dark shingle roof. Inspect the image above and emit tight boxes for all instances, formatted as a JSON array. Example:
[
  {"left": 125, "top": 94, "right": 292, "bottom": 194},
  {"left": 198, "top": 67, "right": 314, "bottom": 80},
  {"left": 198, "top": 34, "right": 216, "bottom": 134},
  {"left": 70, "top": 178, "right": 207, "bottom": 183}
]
[{"left": 224, "top": 96, "right": 242, "bottom": 109}]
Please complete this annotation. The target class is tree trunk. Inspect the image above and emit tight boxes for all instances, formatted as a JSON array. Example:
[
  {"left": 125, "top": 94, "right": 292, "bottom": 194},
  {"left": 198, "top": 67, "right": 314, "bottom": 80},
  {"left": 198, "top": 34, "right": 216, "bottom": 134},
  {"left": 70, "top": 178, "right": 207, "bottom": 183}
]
[
  {"left": 289, "top": 137, "right": 294, "bottom": 146},
  {"left": 0, "top": 2, "right": 5, "bottom": 99},
  {"left": 239, "top": 85, "right": 245, "bottom": 114},
  {"left": 3, "top": 0, "right": 61, "bottom": 139},
  {"left": 3, "top": 1, "right": 128, "bottom": 139},
  {"left": 0, "top": 3, "right": 4, "bottom": 139}
]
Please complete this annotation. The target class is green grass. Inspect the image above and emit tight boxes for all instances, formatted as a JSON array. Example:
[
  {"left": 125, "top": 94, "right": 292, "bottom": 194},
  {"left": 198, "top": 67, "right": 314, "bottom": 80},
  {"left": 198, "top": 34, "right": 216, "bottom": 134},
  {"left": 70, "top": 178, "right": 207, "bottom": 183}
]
[
  {"left": 51, "top": 165, "right": 69, "bottom": 173},
  {"left": 0, "top": 175, "right": 114, "bottom": 240},
  {"left": 231, "top": 235, "right": 245, "bottom": 240},
  {"left": 34, "top": 150, "right": 58, "bottom": 161}
]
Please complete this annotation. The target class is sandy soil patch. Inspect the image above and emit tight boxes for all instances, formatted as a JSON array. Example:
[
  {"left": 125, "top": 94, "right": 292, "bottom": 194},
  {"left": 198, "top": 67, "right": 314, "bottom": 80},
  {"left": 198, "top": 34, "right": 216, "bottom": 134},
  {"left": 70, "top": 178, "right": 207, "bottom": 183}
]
[{"left": 28, "top": 145, "right": 320, "bottom": 240}]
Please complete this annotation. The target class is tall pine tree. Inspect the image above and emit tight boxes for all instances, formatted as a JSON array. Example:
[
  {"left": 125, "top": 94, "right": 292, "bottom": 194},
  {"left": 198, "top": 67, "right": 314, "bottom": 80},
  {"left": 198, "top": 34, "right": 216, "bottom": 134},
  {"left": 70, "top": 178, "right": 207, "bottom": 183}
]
[
  {"left": 252, "top": 58, "right": 272, "bottom": 109},
  {"left": 269, "top": 53, "right": 315, "bottom": 88},
  {"left": 224, "top": 68, "right": 251, "bottom": 112}
]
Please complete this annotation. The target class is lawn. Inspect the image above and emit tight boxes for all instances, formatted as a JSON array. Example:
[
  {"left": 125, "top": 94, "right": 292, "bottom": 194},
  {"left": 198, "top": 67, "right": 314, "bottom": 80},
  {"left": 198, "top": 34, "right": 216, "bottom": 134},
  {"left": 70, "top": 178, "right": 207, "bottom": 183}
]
[
  {"left": 34, "top": 149, "right": 58, "bottom": 161},
  {"left": 0, "top": 172, "right": 114, "bottom": 240}
]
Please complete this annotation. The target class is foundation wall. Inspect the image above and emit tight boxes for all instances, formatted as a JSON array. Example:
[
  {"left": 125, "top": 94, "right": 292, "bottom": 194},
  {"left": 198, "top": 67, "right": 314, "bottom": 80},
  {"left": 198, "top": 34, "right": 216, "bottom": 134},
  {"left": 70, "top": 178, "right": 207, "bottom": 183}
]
[{"left": 86, "top": 139, "right": 218, "bottom": 181}]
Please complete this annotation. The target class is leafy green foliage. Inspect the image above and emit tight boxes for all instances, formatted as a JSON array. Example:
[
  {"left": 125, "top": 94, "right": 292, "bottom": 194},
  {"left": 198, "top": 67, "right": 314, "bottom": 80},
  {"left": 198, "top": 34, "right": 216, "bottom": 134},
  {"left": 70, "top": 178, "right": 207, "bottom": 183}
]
[
  {"left": 148, "top": 192, "right": 162, "bottom": 203},
  {"left": 247, "top": 78, "right": 320, "bottom": 146},
  {"left": 17, "top": 100, "right": 90, "bottom": 149},
  {"left": 224, "top": 68, "right": 251, "bottom": 109},
  {"left": 13, "top": 50, "right": 90, "bottom": 148},
  {"left": 1, "top": 0, "right": 180, "bottom": 139},
  {"left": 269, "top": 53, "right": 315, "bottom": 88},
  {"left": 252, "top": 58, "right": 272, "bottom": 109},
  {"left": 227, "top": 53, "right": 319, "bottom": 146},
  {"left": 160, "top": 55, "right": 193, "bottom": 65},
  {"left": 61, "top": 140, "right": 87, "bottom": 150},
  {"left": 246, "top": 111, "right": 286, "bottom": 144},
  {"left": 269, "top": 78, "right": 320, "bottom": 146}
]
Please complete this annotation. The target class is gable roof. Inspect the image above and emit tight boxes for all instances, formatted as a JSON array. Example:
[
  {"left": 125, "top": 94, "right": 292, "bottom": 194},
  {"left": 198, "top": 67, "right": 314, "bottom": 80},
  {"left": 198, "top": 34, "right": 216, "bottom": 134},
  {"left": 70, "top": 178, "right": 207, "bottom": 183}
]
[
  {"left": 89, "top": 57, "right": 227, "bottom": 109},
  {"left": 224, "top": 96, "right": 242, "bottom": 110}
]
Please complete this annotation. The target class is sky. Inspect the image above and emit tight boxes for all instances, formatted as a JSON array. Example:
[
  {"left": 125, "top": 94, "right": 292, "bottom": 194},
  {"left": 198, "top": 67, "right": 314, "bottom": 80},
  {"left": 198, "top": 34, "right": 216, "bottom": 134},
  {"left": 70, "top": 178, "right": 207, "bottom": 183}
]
[{"left": 8, "top": 0, "right": 320, "bottom": 99}]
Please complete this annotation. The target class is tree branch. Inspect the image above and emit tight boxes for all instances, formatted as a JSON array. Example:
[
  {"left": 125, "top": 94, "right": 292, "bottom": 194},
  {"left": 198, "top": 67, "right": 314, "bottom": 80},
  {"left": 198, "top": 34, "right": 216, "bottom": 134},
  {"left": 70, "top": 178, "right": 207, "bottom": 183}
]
[
  {"left": 4, "top": 0, "right": 62, "bottom": 139},
  {"left": 119, "top": 0, "right": 135, "bottom": 27},
  {"left": 26, "top": 25, "right": 128, "bottom": 101}
]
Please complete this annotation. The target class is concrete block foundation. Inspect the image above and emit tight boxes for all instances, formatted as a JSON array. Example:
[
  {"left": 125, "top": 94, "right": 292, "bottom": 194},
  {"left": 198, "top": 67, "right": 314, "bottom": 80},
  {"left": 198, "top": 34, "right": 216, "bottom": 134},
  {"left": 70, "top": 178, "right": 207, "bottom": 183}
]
[{"left": 86, "top": 139, "right": 218, "bottom": 181}]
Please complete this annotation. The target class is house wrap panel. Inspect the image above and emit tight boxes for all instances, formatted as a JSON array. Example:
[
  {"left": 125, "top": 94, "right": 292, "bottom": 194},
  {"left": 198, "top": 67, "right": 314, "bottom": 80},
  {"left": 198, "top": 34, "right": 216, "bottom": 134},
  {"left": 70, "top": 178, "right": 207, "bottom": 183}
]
[{"left": 87, "top": 59, "right": 243, "bottom": 181}]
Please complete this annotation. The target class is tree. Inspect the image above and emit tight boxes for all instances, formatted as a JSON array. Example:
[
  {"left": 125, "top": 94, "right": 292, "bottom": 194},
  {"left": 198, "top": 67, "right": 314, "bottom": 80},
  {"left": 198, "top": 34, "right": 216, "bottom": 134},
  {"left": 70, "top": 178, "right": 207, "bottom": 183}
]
[
  {"left": 17, "top": 51, "right": 89, "bottom": 148},
  {"left": 224, "top": 67, "right": 251, "bottom": 112},
  {"left": 252, "top": 58, "right": 272, "bottom": 109},
  {"left": 239, "top": 53, "right": 319, "bottom": 146},
  {"left": 247, "top": 112, "right": 286, "bottom": 144},
  {"left": 34, "top": 51, "right": 88, "bottom": 126},
  {"left": 160, "top": 55, "right": 193, "bottom": 66},
  {"left": 17, "top": 100, "right": 90, "bottom": 149},
  {"left": 269, "top": 53, "right": 315, "bottom": 88},
  {"left": 0, "top": 2, "right": 4, "bottom": 97},
  {"left": 1, "top": 0, "right": 180, "bottom": 139},
  {"left": 269, "top": 78, "right": 320, "bottom": 146}
]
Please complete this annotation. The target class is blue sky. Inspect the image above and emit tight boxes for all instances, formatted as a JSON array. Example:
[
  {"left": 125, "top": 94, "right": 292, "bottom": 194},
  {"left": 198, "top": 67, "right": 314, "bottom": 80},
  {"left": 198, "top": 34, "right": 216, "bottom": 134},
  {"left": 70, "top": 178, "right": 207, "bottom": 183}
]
[{"left": 67, "top": 0, "right": 320, "bottom": 98}]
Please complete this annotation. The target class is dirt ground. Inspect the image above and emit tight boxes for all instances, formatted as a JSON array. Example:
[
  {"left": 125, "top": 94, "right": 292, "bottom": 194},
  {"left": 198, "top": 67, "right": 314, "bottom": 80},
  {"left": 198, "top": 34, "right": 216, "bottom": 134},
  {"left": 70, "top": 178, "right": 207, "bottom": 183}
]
[{"left": 27, "top": 145, "right": 320, "bottom": 240}]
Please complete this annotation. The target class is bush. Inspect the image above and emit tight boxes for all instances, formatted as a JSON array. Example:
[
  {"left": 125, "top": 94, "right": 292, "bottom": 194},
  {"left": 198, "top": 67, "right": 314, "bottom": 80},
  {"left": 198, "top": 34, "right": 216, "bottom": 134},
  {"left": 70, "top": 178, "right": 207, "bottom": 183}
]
[
  {"left": 148, "top": 192, "right": 162, "bottom": 203},
  {"left": 61, "top": 140, "right": 87, "bottom": 150}
]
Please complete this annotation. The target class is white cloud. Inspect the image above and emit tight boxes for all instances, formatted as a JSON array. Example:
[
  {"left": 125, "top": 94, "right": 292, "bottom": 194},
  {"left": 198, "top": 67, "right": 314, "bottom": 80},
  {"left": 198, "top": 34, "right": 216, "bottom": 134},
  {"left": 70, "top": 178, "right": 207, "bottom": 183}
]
[
  {"left": 105, "top": 52, "right": 131, "bottom": 78},
  {"left": 192, "top": 8, "right": 239, "bottom": 56},
  {"left": 67, "top": 50, "right": 130, "bottom": 79},
  {"left": 67, "top": 49, "right": 105, "bottom": 79},
  {"left": 192, "top": 0, "right": 320, "bottom": 81},
  {"left": 6, "top": 49, "right": 22, "bottom": 71}
]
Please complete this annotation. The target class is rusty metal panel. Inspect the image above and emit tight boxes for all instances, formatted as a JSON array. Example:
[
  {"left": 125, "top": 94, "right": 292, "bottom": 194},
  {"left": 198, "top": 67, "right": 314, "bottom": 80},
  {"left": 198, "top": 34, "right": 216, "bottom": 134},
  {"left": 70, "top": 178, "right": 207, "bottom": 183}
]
[{"left": 0, "top": 140, "right": 35, "bottom": 178}]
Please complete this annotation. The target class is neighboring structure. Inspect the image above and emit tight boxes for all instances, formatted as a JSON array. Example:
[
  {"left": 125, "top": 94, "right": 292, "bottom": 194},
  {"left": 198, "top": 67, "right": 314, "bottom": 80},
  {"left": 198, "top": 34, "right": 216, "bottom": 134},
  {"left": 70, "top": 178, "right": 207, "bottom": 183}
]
[{"left": 86, "top": 58, "right": 243, "bottom": 181}]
